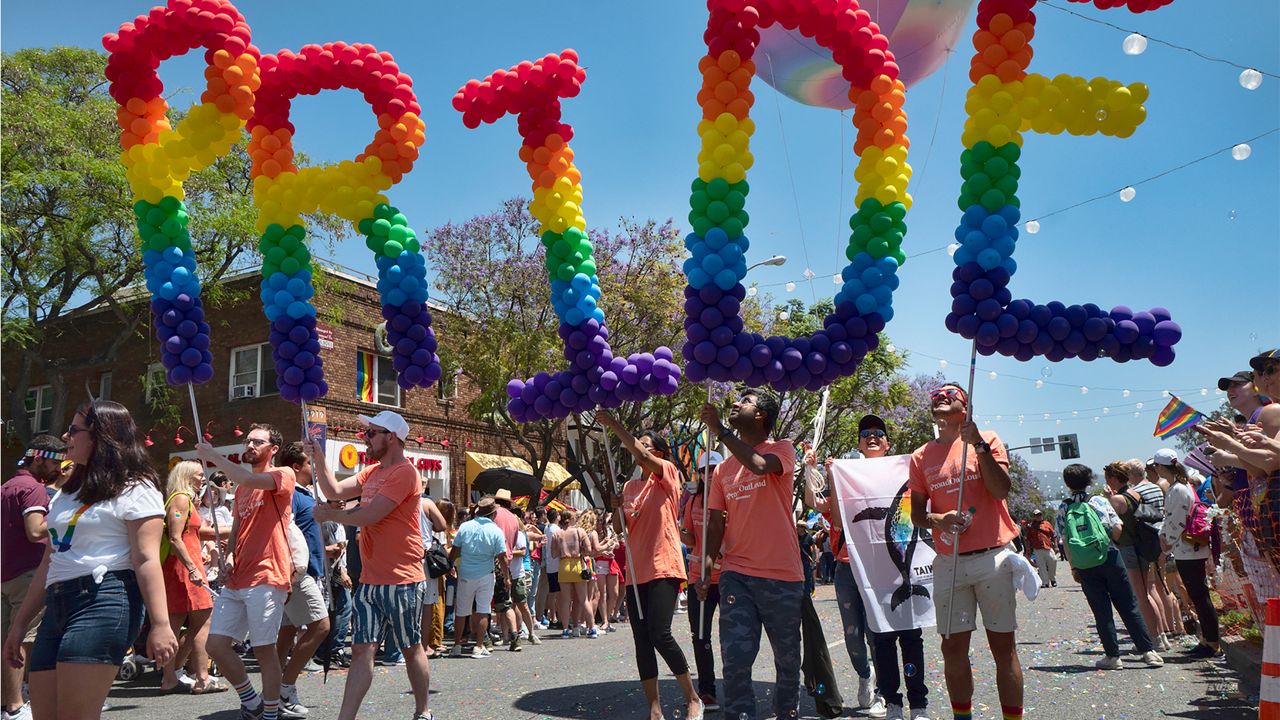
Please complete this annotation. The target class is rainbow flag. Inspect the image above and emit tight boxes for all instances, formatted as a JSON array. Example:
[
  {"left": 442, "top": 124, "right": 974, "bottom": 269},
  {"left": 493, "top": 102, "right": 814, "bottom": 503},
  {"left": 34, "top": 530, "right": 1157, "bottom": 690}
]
[
  {"left": 1153, "top": 395, "right": 1205, "bottom": 439},
  {"left": 355, "top": 351, "right": 375, "bottom": 403}
]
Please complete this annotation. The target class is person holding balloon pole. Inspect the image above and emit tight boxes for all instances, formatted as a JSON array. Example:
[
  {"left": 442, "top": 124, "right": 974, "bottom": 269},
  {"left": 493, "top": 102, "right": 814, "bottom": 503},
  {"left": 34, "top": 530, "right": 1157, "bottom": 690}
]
[
  {"left": 907, "top": 383, "right": 1023, "bottom": 720},
  {"left": 596, "top": 411, "right": 704, "bottom": 720},
  {"left": 679, "top": 450, "right": 723, "bottom": 712},
  {"left": 698, "top": 390, "right": 803, "bottom": 720}
]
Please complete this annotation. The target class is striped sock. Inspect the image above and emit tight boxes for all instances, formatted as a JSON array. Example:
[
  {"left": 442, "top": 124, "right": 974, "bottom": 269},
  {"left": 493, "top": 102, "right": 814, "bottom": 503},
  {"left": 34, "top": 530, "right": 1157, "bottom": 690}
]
[
  {"left": 233, "top": 679, "right": 260, "bottom": 710},
  {"left": 261, "top": 698, "right": 279, "bottom": 720},
  {"left": 952, "top": 701, "right": 973, "bottom": 720},
  {"left": 1002, "top": 705, "right": 1024, "bottom": 720}
]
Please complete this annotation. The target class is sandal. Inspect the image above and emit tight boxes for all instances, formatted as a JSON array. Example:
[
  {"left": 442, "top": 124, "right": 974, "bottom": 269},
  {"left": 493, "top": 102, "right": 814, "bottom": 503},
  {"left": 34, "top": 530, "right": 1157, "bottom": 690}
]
[{"left": 189, "top": 678, "right": 229, "bottom": 694}]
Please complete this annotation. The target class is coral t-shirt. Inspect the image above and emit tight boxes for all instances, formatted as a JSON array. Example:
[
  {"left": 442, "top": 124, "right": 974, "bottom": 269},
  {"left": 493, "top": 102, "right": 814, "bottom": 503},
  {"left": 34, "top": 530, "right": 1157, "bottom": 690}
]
[
  {"left": 907, "top": 432, "right": 1017, "bottom": 555},
  {"left": 227, "top": 467, "right": 295, "bottom": 591},
  {"left": 622, "top": 459, "right": 686, "bottom": 585},
  {"left": 822, "top": 512, "right": 850, "bottom": 563},
  {"left": 708, "top": 440, "right": 802, "bottom": 582},
  {"left": 680, "top": 491, "right": 720, "bottom": 584},
  {"left": 356, "top": 461, "right": 425, "bottom": 586}
]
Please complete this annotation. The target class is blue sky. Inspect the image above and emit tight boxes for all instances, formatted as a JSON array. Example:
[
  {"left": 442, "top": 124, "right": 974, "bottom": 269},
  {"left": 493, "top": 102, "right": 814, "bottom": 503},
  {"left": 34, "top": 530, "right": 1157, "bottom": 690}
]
[{"left": 5, "top": 1, "right": 1277, "bottom": 472}]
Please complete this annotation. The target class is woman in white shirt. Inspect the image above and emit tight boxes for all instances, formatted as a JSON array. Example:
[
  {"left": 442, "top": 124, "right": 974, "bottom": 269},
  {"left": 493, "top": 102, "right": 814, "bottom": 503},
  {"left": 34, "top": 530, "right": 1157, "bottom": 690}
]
[
  {"left": 1154, "top": 449, "right": 1220, "bottom": 658},
  {"left": 1, "top": 401, "right": 177, "bottom": 718}
]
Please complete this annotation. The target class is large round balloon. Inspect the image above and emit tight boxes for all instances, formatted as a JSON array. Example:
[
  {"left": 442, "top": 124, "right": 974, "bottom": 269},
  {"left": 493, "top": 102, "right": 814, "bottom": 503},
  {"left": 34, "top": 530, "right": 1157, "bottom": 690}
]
[{"left": 756, "top": 0, "right": 976, "bottom": 108}]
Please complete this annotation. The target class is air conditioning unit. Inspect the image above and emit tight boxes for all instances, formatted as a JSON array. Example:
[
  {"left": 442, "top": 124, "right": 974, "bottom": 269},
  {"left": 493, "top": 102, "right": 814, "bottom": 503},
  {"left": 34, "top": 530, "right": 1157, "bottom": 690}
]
[{"left": 232, "top": 384, "right": 256, "bottom": 400}]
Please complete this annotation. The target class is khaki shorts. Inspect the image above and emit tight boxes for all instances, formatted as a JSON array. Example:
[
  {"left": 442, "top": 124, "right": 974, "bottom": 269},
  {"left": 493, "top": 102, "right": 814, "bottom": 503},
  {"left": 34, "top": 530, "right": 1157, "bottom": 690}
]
[
  {"left": 1, "top": 570, "right": 45, "bottom": 643},
  {"left": 933, "top": 544, "right": 1019, "bottom": 635},
  {"left": 282, "top": 575, "right": 327, "bottom": 627}
]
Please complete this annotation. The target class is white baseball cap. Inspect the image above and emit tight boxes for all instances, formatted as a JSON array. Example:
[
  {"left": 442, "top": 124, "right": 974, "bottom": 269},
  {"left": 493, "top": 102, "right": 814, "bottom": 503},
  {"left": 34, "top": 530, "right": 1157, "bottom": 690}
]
[
  {"left": 700, "top": 451, "right": 724, "bottom": 469},
  {"left": 358, "top": 411, "right": 410, "bottom": 442},
  {"left": 1151, "top": 448, "right": 1179, "bottom": 466}
]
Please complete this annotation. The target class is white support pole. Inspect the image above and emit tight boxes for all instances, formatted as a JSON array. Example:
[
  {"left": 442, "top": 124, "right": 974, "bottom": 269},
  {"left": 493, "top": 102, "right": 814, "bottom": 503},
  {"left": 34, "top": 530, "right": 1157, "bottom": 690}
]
[
  {"left": 943, "top": 341, "right": 979, "bottom": 637},
  {"left": 601, "top": 422, "right": 643, "bottom": 622}
]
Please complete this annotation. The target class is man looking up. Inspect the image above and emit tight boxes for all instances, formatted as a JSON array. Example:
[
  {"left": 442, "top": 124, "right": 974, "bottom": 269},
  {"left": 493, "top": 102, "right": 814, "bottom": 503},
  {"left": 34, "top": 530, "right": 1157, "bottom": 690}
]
[
  {"left": 198, "top": 425, "right": 295, "bottom": 720},
  {"left": 907, "top": 384, "right": 1022, "bottom": 720},
  {"left": 699, "top": 390, "right": 801, "bottom": 720},
  {"left": 312, "top": 411, "right": 432, "bottom": 720}
]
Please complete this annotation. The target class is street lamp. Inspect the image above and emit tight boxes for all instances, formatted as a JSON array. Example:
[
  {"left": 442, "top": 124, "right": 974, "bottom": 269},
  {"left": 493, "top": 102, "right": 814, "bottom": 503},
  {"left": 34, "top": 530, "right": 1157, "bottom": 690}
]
[{"left": 746, "top": 255, "right": 787, "bottom": 272}]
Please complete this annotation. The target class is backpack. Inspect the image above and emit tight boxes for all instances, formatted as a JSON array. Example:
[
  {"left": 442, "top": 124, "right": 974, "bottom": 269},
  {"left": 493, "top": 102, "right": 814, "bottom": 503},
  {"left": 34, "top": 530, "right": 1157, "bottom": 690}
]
[
  {"left": 1064, "top": 499, "right": 1109, "bottom": 569},
  {"left": 1120, "top": 490, "right": 1163, "bottom": 563},
  {"left": 1182, "top": 498, "right": 1212, "bottom": 546}
]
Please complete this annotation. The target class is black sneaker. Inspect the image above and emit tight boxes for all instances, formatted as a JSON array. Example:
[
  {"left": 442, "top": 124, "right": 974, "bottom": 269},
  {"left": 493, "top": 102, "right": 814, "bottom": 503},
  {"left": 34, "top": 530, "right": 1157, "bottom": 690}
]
[
  {"left": 1186, "top": 644, "right": 1220, "bottom": 659},
  {"left": 548, "top": 621, "right": 564, "bottom": 630}
]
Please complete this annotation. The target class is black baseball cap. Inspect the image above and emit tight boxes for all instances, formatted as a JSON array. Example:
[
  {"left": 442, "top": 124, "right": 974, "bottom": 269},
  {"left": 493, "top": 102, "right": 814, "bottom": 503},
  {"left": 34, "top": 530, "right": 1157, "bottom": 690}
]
[
  {"left": 857, "top": 414, "right": 887, "bottom": 435},
  {"left": 1250, "top": 349, "right": 1279, "bottom": 373},
  {"left": 1217, "top": 370, "right": 1253, "bottom": 391}
]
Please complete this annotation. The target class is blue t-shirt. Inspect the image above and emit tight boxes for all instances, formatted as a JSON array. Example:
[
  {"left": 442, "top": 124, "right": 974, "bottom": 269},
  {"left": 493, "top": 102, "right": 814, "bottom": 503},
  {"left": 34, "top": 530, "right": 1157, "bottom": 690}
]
[
  {"left": 291, "top": 486, "right": 324, "bottom": 579},
  {"left": 454, "top": 516, "right": 507, "bottom": 580}
]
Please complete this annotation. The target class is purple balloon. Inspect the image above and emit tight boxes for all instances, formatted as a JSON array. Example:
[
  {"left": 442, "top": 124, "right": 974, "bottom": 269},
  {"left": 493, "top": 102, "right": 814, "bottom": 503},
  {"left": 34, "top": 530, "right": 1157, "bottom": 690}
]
[{"left": 1152, "top": 320, "right": 1182, "bottom": 347}]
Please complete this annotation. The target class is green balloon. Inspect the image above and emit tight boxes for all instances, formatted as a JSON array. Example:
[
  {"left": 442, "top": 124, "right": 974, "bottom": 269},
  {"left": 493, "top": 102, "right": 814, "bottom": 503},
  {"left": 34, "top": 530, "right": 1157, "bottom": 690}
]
[
  {"left": 579, "top": 259, "right": 596, "bottom": 277},
  {"left": 852, "top": 224, "right": 874, "bottom": 243},
  {"left": 885, "top": 202, "right": 907, "bottom": 222},
  {"left": 556, "top": 263, "right": 575, "bottom": 282},
  {"left": 859, "top": 197, "right": 883, "bottom": 216},
  {"left": 146, "top": 208, "right": 167, "bottom": 227},
  {"left": 147, "top": 234, "right": 169, "bottom": 252},
  {"left": 540, "top": 230, "right": 560, "bottom": 248},
  {"left": 287, "top": 225, "right": 306, "bottom": 240},
  {"left": 720, "top": 216, "right": 743, "bottom": 238},
  {"left": 870, "top": 213, "right": 893, "bottom": 233},
  {"left": 984, "top": 156, "right": 1009, "bottom": 178},
  {"left": 389, "top": 224, "right": 410, "bottom": 243},
  {"left": 995, "top": 175, "right": 1018, "bottom": 197},
  {"left": 374, "top": 203, "right": 394, "bottom": 220},
  {"left": 980, "top": 189, "right": 1006, "bottom": 211},
  {"left": 724, "top": 190, "right": 746, "bottom": 212},
  {"left": 281, "top": 257, "right": 300, "bottom": 275},
  {"left": 266, "top": 247, "right": 286, "bottom": 265},
  {"left": 971, "top": 141, "right": 995, "bottom": 163},
  {"left": 576, "top": 239, "right": 593, "bottom": 256},
  {"left": 365, "top": 236, "right": 381, "bottom": 253},
  {"left": 731, "top": 180, "right": 750, "bottom": 196},
  {"left": 690, "top": 178, "right": 707, "bottom": 193},
  {"left": 996, "top": 142, "right": 1021, "bottom": 162},
  {"left": 893, "top": 249, "right": 907, "bottom": 265},
  {"left": 706, "top": 201, "right": 729, "bottom": 224},
  {"left": 692, "top": 216, "right": 712, "bottom": 236},
  {"left": 382, "top": 240, "right": 403, "bottom": 258},
  {"left": 706, "top": 177, "right": 730, "bottom": 200},
  {"left": 405, "top": 238, "right": 420, "bottom": 254},
  {"left": 551, "top": 239, "right": 571, "bottom": 258},
  {"left": 262, "top": 261, "right": 278, "bottom": 277},
  {"left": 159, "top": 196, "right": 181, "bottom": 213},
  {"left": 966, "top": 173, "right": 992, "bottom": 195},
  {"left": 689, "top": 190, "right": 710, "bottom": 212},
  {"left": 372, "top": 218, "right": 392, "bottom": 237},
  {"left": 391, "top": 213, "right": 408, "bottom": 227},
  {"left": 868, "top": 237, "right": 890, "bottom": 258},
  {"left": 264, "top": 224, "right": 286, "bottom": 241},
  {"left": 280, "top": 235, "right": 300, "bottom": 253},
  {"left": 358, "top": 218, "right": 374, "bottom": 235}
]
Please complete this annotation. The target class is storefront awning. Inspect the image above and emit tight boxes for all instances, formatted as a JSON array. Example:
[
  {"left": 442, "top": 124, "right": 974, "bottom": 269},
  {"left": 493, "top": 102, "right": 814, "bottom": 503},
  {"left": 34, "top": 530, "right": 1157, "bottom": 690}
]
[{"left": 463, "top": 451, "right": 578, "bottom": 491}]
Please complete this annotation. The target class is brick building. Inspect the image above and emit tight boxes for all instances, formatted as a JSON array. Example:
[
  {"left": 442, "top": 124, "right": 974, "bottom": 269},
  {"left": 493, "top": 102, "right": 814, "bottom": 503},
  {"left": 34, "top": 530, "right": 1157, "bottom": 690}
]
[{"left": 5, "top": 260, "right": 582, "bottom": 504}]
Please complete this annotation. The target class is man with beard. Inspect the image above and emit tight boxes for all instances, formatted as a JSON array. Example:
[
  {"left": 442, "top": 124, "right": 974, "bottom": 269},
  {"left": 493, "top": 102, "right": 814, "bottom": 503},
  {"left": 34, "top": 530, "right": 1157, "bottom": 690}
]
[
  {"left": 908, "top": 384, "right": 1021, "bottom": 720},
  {"left": 198, "top": 425, "right": 296, "bottom": 720},
  {"left": 312, "top": 411, "right": 431, "bottom": 720},
  {"left": 2, "top": 435, "right": 63, "bottom": 720},
  {"left": 698, "top": 390, "right": 801, "bottom": 720}
]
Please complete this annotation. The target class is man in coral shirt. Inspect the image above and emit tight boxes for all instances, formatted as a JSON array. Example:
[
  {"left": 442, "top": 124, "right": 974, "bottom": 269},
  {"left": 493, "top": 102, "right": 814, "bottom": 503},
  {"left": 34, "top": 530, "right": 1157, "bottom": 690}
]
[
  {"left": 699, "top": 390, "right": 801, "bottom": 720},
  {"left": 907, "top": 383, "right": 1022, "bottom": 720},
  {"left": 313, "top": 411, "right": 431, "bottom": 720},
  {"left": 198, "top": 424, "right": 296, "bottom": 720}
]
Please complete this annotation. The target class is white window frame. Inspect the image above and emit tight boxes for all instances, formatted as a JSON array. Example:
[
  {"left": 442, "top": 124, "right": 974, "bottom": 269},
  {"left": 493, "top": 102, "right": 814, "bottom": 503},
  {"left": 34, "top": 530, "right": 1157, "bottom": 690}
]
[
  {"left": 228, "top": 343, "right": 277, "bottom": 401},
  {"left": 25, "top": 384, "right": 54, "bottom": 433},
  {"left": 144, "top": 363, "right": 167, "bottom": 404},
  {"left": 436, "top": 372, "right": 459, "bottom": 402},
  {"left": 365, "top": 353, "right": 401, "bottom": 408},
  {"left": 98, "top": 372, "right": 112, "bottom": 402}
]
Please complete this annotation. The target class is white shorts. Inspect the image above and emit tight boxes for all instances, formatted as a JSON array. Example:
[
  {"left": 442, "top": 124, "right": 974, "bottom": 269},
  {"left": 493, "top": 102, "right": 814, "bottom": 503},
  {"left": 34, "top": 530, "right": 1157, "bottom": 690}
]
[
  {"left": 933, "top": 544, "right": 1019, "bottom": 635},
  {"left": 282, "top": 575, "right": 327, "bottom": 627},
  {"left": 454, "top": 574, "right": 496, "bottom": 618},
  {"left": 210, "top": 585, "right": 288, "bottom": 647},
  {"left": 421, "top": 570, "right": 441, "bottom": 606}
]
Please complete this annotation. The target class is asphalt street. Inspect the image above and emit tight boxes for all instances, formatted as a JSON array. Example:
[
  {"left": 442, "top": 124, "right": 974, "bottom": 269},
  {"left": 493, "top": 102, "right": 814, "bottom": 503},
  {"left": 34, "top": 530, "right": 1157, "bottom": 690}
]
[{"left": 104, "top": 574, "right": 1259, "bottom": 719}]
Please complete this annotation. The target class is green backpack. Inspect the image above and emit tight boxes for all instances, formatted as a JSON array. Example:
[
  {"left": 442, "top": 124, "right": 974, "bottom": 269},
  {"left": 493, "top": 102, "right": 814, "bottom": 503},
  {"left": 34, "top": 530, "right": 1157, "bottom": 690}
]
[
  {"left": 159, "top": 491, "right": 194, "bottom": 563},
  {"left": 1064, "top": 500, "right": 1109, "bottom": 570}
]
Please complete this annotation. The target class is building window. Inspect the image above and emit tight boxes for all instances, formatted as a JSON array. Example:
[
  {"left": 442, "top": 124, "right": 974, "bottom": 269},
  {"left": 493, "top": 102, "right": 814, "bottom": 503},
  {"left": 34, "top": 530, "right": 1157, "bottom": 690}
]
[
  {"left": 356, "top": 351, "right": 400, "bottom": 407},
  {"left": 229, "top": 343, "right": 278, "bottom": 400},
  {"left": 144, "top": 363, "right": 167, "bottom": 404},
  {"left": 437, "top": 372, "right": 459, "bottom": 402},
  {"left": 98, "top": 372, "right": 112, "bottom": 402},
  {"left": 24, "top": 385, "right": 53, "bottom": 433}
]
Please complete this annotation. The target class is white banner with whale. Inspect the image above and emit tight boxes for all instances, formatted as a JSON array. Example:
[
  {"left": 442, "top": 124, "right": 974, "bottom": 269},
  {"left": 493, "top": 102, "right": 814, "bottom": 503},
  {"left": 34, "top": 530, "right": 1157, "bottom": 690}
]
[{"left": 830, "top": 455, "right": 936, "bottom": 633}]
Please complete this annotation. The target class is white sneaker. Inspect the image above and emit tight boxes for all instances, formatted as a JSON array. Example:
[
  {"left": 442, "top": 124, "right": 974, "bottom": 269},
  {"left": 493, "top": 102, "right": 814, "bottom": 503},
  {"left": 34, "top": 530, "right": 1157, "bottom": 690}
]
[
  {"left": 533, "top": 622, "right": 547, "bottom": 630},
  {"left": 867, "top": 695, "right": 888, "bottom": 718},
  {"left": 448, "top": 645, "right": 463, "bottom": 658},
  {"left": 857, "top": 674, "right": 875, "bottom": 707},
  {"left": 1156, "top": 635, "right": 1172, "bottom": 652},
  {"left": 518, "top": 629, "right": 529, "bottom": 640},
  {"left": 885, "top": 704, "right": 905, "bottom": 720},
  {"left": 280, "top": 701, "right": 308, "bottom": 719},
  {"left": 909, "top": 709, "right": 932, "bottom": 720},
  {"left": 472, "top": 645, "right": 489, "bottom": 659},
  {"left": 1140, "top": 650, "right": 1164, "bottom": 667},
  {"left": 176, "top": 668, "right": 196, "bottom": 687},
  {"left": 1095, "top": 655, "right": 1123, "bottom": 670},
  {"left": 528, "top": 632, "right": 542, "bottom": 645},
  {"left": 1, "top": 702, "right": 32, "bottom": 720}
]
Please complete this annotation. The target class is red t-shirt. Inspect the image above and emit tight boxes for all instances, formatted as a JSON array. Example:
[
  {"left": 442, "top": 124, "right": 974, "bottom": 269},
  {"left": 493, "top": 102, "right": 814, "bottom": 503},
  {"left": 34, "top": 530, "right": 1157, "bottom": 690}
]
[
  {"left": 356, "top": 461, "right": 425, "bottom": 586},
  {"left": 907, "top": 432, "right": 1017, "bottom": 555},
  {"left": 622, "top": 459, "right": 686, "bottom": 585},
  {"left": 1025, "top": 519, "right": 1056, "bottom": 550},
  {"left": 227, "top": 467, "right": 295, "bottom": 591},
  {"left": 823, "top": 512, "right": 850, "bottom": 563},
  {"left": 708, "top": 440, "right": 802, "bottom": 582}
]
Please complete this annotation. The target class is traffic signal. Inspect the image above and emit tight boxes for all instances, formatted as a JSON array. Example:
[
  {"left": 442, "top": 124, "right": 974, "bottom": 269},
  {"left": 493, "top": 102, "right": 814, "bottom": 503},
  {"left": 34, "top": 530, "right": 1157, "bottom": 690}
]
[{"left": 1058, "top": 434, "right": 1080, "bottom": 460}]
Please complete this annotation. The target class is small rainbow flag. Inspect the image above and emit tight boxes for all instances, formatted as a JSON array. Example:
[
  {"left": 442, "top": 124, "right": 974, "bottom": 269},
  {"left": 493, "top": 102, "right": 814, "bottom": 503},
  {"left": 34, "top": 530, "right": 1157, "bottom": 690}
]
[
  {"left": 1153, "top": 395, "right": 1206, "bottom": 439},
  {"left": 355, "top": 351, "right": 375, "bottom": 403}
]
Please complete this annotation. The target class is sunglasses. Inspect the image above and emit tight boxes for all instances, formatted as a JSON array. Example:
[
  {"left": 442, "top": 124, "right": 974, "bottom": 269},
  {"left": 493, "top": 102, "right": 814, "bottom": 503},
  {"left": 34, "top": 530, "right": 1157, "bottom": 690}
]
[
  {"left": 929, "top": 386, "right": 964, "bottom": 401},
  {"left": 859, "top": 429, "right": 886, "bottom": 439},
  {"left": 65, "top": 424, "right": 90, "bottom": 436},
  {"left": 244, "top": 437, "right": 271, "bottom": 447},
  {"left": 361, "top": 428, "right": 395, "bottom": 439}
]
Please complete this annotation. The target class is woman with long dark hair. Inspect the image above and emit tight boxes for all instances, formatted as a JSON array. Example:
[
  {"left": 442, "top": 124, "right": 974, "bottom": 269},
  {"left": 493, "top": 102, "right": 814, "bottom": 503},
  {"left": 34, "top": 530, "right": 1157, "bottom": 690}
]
[
  {"left": 596, "top": 411, "right": 703, "bottom": 720},
  {"left": 2, "top": 401, "right": 177, "bottom": 718}
]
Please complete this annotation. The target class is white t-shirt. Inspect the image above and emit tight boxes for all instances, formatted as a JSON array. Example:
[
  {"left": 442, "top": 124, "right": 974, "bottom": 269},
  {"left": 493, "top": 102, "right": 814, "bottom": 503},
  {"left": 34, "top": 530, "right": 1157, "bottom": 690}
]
[
  {"left": 46, "top": 481, "right": 165, "bottom": 586},
  {"left": 543, "top": 523, "right": 561, "bottom": 573},
  {"left": 510, "top": 531, "right": 527, "bottom": 579},
  {"left": 198, "top": 503, "right": 233, "bottom": 530}
]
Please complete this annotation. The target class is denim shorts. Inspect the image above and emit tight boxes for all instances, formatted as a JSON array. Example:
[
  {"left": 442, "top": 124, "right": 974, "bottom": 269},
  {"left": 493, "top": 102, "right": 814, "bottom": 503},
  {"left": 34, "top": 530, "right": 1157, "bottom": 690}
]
[{"left": 29, "top": 570, "right": 143, "bottom": 672}]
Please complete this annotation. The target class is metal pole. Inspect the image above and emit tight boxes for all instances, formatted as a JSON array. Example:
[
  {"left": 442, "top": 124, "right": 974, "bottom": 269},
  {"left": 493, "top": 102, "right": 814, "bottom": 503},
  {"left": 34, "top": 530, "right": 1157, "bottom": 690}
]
[
  {"left": 188, "top": 383, "right": 228, "bottom": 583},
  {"left": 943, "top": 341, "right": 979, "bottom": 637},
  {"left": 699, "top": 383, "right": 713, "bottom": 641},
  {"left": 600, "top": 420, "right": 643, "bottom": 622}
]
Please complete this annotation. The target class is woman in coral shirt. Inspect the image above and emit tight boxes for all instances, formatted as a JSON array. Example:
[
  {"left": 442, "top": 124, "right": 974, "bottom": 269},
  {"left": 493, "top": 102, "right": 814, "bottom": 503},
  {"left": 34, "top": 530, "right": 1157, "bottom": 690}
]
[{"left": 596, "top": 411, "right": 703, "bottom": 720}]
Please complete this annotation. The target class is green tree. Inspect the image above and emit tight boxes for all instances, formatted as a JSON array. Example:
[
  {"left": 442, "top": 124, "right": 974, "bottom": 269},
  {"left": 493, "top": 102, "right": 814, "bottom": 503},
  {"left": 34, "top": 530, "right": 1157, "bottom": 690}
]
[
  {"left": 1006, "top": 453, "right": 1046, "bottom": 522},
  {"left": 1, "top": 47, "right": 340, "bottom": 443},
  {"left": 1174, "top": 398, "right": 1231, "bottom": 454}
]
